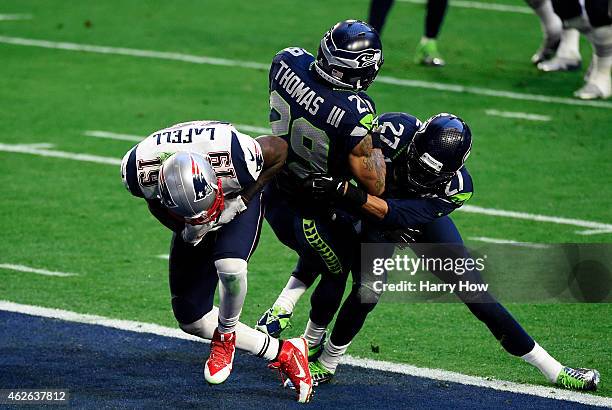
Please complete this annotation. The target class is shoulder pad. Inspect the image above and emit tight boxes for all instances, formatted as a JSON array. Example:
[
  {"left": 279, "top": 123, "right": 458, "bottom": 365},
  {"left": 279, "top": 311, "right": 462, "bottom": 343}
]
[
  {"left": 341, "top": 93, "right": 376, "bottom": 137},
  {"left": 444, "top": 167, "right": 473, "bottom": 206}
]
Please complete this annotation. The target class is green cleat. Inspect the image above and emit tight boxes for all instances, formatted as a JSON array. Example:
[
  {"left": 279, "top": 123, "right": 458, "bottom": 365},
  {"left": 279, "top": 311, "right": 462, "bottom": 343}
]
[
  {"left": 556, "top": 367, "right": 600, "bottom": 391},
  {"left": 309, "top": 361, "right": 335, "bottom": 386},
  {"left": 284, "top": 360, "right": 334, "bottom": 389},
  {"left": 307, "top": 332, "right": 326, "bottom": 362},
  {"left": 255, "top": 305, "right": 292, "bottom": 338},
  {"left": 414, "top": 39, "right": 445, "bottom": 67}
]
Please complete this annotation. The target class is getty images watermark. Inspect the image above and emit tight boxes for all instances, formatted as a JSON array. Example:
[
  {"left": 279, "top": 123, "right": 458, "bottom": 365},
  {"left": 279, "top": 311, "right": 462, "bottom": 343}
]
[
  {"left": 372, "top": 253, "right": 488, "bottom": 294},
  {"left": 360, "top": 243, "right": 612, "bottom": 303}
]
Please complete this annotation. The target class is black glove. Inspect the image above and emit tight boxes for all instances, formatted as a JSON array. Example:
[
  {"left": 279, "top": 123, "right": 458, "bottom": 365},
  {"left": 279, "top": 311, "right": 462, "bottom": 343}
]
[
  {"left": 303, "top": 174, "right": 368, "bottom": 208},
  {"left": 383, "top": 227, "right": 421, "bottom": 249}
]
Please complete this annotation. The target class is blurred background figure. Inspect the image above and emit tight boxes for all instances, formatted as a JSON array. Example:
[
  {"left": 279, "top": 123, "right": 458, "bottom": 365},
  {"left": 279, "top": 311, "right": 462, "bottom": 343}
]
[
  {"left": 550, "top": 0, "right": 611, "bottom": 99},
  {"left": 529, "top": 0, "right": 611, "bottom": 99},
  {"left": 369, "top": 0, "right": 449, "bottom": 67},
  {"left": 525, "top": 0, "right": 581, "bottom": 70}
]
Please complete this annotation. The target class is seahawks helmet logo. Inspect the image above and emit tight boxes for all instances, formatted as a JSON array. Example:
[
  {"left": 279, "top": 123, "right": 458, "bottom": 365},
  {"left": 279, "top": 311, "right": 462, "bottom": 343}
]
[{"left": 355, "top": 51, "right": 381, "bottom": 68}]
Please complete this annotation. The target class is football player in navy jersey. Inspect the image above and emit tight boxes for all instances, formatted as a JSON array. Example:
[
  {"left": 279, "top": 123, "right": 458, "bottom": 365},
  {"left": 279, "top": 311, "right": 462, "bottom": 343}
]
[
  {"left": 258, "top": 20, "right": 387, "bottom": 355},
  {"left": 261, "top": 113, "right": 600, "bottom": 391}
]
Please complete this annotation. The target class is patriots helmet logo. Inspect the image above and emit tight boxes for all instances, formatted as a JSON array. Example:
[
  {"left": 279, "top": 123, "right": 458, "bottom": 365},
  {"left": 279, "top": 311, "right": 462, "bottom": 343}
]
[
  {"left": 191, "top": 155, "right": 213, "bottom": 202},
  {"left": 253, "top": 141, "right": 264, "bottom": 172}
]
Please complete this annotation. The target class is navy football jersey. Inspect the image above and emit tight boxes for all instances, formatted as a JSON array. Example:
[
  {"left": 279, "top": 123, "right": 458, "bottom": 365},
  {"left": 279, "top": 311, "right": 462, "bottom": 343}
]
[
  {"left": 374, "top": 112, "right": 474, "bottom": 229},
  {"left": 269, "top": 47, "right": 376, "bottom": 183}
]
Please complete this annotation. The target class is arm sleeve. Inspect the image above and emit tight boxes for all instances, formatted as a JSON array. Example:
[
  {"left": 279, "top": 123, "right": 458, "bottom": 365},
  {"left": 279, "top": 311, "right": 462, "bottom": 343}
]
[{"left": 381, "top": 198, "right": 458, "bottom": 228}]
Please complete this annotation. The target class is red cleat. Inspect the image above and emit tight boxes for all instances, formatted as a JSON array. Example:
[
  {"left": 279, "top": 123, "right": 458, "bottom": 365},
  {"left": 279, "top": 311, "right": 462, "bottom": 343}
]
[
  {"left": 204, "top": 329, "right": 236, "bottom": 385},
  {"left": 269, "top": 337, "right": 313, "bottom": 403}
]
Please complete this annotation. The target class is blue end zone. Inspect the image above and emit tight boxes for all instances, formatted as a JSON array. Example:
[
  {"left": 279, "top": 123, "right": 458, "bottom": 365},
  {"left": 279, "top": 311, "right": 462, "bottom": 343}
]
[{"left": 0, "top": 311, "right": 596, "bottom": 409}]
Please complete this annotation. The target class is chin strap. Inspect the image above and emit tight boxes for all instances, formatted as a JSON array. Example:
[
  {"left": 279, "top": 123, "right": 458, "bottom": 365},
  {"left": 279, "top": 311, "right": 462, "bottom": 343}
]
[{"left": 313, "top": 61, "right": 358, "bottom": 90}]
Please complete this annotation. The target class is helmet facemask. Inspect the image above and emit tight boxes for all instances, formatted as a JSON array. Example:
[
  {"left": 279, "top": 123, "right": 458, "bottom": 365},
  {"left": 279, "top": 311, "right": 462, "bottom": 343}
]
[
  {"left": 183, "top": 178, "right": 225, "bottom": 225},
  {"left": 404, "top": 143, "right": 456, "bottom": 190}
]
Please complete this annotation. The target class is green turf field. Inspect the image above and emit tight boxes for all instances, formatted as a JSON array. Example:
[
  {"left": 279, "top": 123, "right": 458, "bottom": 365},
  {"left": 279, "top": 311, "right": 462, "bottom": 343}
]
[{"left": 1, "top": 0, "right": 610, "bottom": 398}]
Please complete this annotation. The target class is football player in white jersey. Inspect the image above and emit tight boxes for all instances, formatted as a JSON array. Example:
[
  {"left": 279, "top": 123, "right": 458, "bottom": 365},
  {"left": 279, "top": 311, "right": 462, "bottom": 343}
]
[{"left": 121, "top": 121, "right": 313, "bottom": 403}]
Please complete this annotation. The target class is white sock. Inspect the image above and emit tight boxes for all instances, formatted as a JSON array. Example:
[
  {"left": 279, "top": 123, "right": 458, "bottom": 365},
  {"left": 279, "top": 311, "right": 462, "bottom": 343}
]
[
  {"left": 179, "top": 307, "right": 279, "bottom": 361},
  {"left": 534, "top": 1, "right": 562, "bottom": 38},
  {"left": 521, "top": 342, "right": 563, "bottom": 383},
  {"left": 274, "top": 276, "right": 308, "bottom": 313},
  {"left": 235, "top": 322, "right": 280, "bottom": 361},
  {"left": 587, "top": 25, "right": 612, "bottom": 78},
  {"left": 318, "top": 339, "right": 351, "bottom": 374},
  {"left": 216, "top": 258, "right": 248, "bottom": 334},
  {"left": 556, "top": 28, "right": 581, "bottom": 60},
  {"left": 303, "top": 319, "right": 326, "bottom": 347}
]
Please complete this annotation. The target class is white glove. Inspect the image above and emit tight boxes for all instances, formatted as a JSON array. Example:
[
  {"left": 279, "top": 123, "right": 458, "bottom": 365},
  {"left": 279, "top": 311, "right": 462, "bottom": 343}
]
[
  {"left": 217, "top": 197, "right": 247, "bottom": 225},
  {"left": 181, "top": 222, "right": 219, "bottom": 246}
]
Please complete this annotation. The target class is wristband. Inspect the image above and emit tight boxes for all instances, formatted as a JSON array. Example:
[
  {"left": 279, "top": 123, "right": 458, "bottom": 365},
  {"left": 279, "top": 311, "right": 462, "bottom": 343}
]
[{"left": 343, "top": 183, "right": 368, "bottom": 207}]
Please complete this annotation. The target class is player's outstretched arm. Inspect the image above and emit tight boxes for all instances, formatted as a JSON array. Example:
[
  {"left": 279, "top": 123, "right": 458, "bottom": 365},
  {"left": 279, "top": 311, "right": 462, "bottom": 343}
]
[
  {"left": 361, "top": 194, "right": 389, "bottom": 219},
  {"left": 348, "top": 134, "right": 386, "bottom": 196},
  {"left": 241, "top": 135, "right": 288, "bottom": 203}
]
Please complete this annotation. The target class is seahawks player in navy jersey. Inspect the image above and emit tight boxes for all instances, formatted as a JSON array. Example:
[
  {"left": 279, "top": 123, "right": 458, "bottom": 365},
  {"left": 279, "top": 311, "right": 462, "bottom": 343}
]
[
  {"left": 259, "top": 21, "right": 387, "bottom": 350},
  {"left": 262, "top": 113, "right": 600, "bottom": 391},
  {"left": 267, "top": 20, "right": 385, "bottom": 196}
]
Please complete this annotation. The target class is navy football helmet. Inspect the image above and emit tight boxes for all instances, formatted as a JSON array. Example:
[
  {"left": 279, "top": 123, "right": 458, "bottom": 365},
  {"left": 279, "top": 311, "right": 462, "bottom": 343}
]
[
  {"left": 314, "top": 20, "right": 384, "bottom": 91},
  {"left": 403, "top": 113, "right": 472, "bottom": 190}
]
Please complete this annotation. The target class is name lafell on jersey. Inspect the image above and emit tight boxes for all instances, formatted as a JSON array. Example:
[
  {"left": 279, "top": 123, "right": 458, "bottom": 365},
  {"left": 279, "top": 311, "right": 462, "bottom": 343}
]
[{"left": 274, "top": 60, "right": 324, "bottom": 116}]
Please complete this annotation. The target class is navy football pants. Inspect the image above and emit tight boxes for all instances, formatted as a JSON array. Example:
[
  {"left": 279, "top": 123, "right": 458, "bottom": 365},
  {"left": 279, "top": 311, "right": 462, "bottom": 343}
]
[
  {"left": 169, "top": 193, "right": 264, "bottom": 325},
  {"left": 328, "top": 216, "right": 536, "bottom": 357},
  {"left": 263, "top": 182, "right": 358, "bottom": 325}
]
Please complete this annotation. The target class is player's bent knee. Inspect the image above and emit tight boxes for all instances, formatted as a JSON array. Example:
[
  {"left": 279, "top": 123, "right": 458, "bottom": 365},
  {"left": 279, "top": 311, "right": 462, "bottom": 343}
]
[
  {"left": 215, "top": 258, "right": 248, "bottom": 295},
  {"left": 178, "top": 307, "right": 219, "bottom": 339},
  {"left": 215, "top": 258, "right": 248, "bottom": 276}
]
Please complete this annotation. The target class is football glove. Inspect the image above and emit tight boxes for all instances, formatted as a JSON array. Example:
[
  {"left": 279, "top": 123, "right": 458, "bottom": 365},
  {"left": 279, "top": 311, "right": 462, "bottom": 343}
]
[
  {"left": 303, "top": 174, "right": 368, "bottom": 208},
  {"left": 383, "top": 227, "right": 421, "bottom": 248},
  {"left": 217, "top": 196, "right": 247, "bottom": 225},
  {"left": 181, "top": 222, "right": 220, "bottom": 246}
]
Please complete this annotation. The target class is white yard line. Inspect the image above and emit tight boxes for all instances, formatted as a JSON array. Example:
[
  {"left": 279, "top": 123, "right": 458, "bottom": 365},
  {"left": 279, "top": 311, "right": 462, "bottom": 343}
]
[
  {"left": 0, "top": 14, "right": 33, "bottom": 21},
  {"left": 376, "top": 76, "right": 612, "bottom": 109},
  {"left": 0, "top": 264, "right": 78, "bottom": 277},
  {"left": 459, "top": 205, "right": 612, "bottom": 235},
  {"left": 156, "top": 254, "right": 170, "bottom": 260},
  {"left": 84, "top": 130, "right": 141, "bottom": 142},
  {"left": 0, "top": 142, "right": 121, "bottom": 165},
  {"left": 0, "top": 141, "right": 611, "bottom": 235},
  {"left": 468, "top": 236, "right": 550, "bottom": 249},
  {"left": 1, "top": 35, "right": 611, "bottom": 110},
  {"left": 485, "top": 109, "right": 551, "bottom": 122},
  {"left": 0, "top": 300, "right": 609, "bottom": 408},
  {"left": 234, "top": 124, "right": 272, "bottom": 135},
  {"left": 398, "top": 0, "right": 532, "bottom": 14}
]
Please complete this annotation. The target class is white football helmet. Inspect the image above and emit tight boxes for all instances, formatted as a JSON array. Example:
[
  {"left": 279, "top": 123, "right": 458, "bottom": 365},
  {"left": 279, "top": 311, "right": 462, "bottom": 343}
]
[{"left": 158, "top": 151, "right": 224, "bottom": 224}]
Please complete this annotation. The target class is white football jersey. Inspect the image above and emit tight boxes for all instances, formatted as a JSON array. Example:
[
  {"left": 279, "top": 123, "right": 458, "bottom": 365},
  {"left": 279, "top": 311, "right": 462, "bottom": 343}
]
[{"left": 121, "top": 120, "right": 263, "bottom": 201}]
